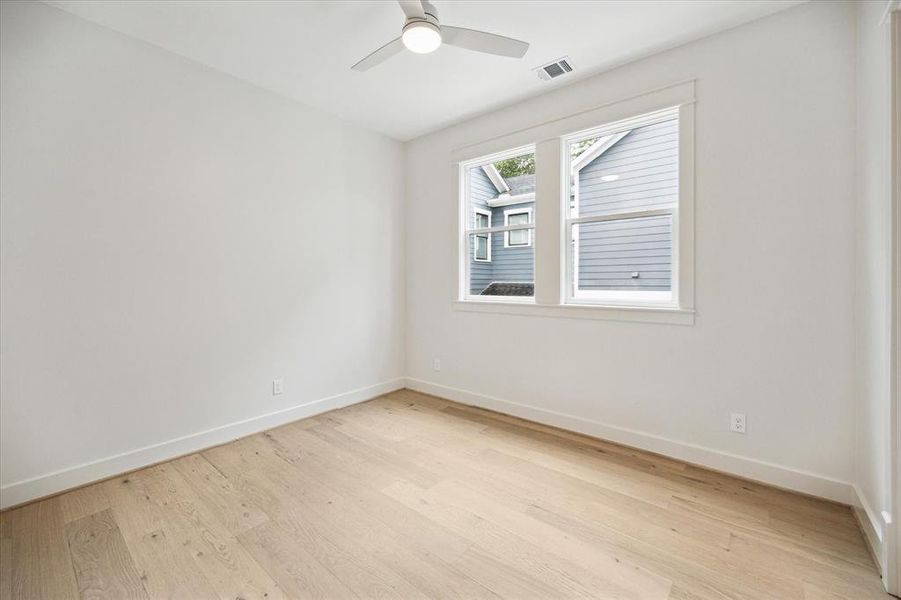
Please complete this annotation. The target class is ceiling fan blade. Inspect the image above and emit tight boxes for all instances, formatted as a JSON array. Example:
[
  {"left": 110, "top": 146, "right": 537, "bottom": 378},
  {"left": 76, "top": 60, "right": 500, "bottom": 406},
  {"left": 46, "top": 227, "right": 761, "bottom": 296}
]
[
  {"left": 442, "top": 26, "right": 529, "bottom": 58},
  {"left": 397, "top": 0, "right": 426, "bottom": 19},
  {"left": 351, "top": 37, "right": 405, "bottom": 72}
]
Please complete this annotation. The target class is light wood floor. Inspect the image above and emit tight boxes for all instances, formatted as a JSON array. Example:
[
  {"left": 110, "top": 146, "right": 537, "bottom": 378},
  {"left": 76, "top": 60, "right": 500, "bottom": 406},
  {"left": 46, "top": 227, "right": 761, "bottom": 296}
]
[{"left": 0, "top": 389, "right": 889, "bottom": 599}]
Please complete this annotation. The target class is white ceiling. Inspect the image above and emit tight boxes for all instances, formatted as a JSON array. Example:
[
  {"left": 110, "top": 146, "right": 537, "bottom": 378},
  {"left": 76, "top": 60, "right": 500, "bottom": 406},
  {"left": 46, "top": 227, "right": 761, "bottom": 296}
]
[{"left": 47, "top": 0, "right": 802, "bottom": 141}]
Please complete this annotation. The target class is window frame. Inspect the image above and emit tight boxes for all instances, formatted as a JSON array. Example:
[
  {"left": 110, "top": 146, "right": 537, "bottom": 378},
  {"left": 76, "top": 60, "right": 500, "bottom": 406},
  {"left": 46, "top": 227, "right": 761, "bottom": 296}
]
[
  {"left": 504, "top": 207, "right": 533, "bottom": 248},
  {"left": 563, "top": 107, "right": 680, "bottom": 308},
  {"left": 459, "top": 144, "right": 537, "bottom": 304},
  {"left": 473, "top": 208, "right": 492, "bottom": 262},
  {"left": 453, "top": 80, "right": 695, "bottom": 324}
]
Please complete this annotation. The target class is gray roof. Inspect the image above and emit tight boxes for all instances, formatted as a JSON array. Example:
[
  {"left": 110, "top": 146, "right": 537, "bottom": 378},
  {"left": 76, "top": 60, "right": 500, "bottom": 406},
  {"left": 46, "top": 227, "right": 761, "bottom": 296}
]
[
  {"left": 480, "top": 282, "right": 534, "bottom": 296},
  {"left": 503, "top": 174, "right": 535, "bottom": 196}
]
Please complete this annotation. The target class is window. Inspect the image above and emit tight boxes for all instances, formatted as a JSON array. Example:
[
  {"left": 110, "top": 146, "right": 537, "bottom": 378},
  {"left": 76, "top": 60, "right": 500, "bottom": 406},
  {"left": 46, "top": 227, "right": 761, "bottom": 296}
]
[
  {"left": 504, "top": 208, "right": 532, "bottom": 247},
  {"left": 455, "top": 81, "right": 694, "bottom": 323},
  {"left": 565, "top": 107, "right": 679, "bottom": 306},
  {"left": 461, "top": 147, "right": 535, "bottom": 298},
  {"left": 473, "top": 209, "right": 491, "bottom": 262}
]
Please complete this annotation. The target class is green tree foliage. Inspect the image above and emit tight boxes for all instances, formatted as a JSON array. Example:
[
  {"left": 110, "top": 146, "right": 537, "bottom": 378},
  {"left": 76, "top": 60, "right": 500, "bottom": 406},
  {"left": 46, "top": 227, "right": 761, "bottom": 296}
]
[
  {"left": 494, "top": 155, "right": 534, "bottom": 178},
  {"left": 492, "top": 138, "right": 600, "bottom": 179},
  {"left": 571, "top": 137, "right": 598, "bottom": 159}
]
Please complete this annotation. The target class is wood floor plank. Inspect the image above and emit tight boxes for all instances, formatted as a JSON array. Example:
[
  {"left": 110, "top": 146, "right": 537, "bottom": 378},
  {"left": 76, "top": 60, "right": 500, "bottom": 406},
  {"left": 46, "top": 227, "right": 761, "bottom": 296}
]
[
  {"left": 211, "top": 437, "right": 421, "bottom": 599},
  {"left": 252, "top": 428, "right": 497, "bottom": 599},
  {"left": 5, "top": 497, "right": 80, "bottom": 599},
  {"left": 393, "top": 431, "right": 736, "bottom": 559},
  {"left": 268, "top": 508, "right": 423, "bottom": 600},
  {"left": 451, "top": 546, "right": 565, "bottom": 599},
  {"left": 237, "top": 520, "right": 354, "bottom": 599},
  {"left": 209, "top": 432, "right": 460, "bottom": 599},
  {"left": 65, "top": 509, "right": 147, "bottom": 599},
  {"left": 383, "top": 478, "right": 663, "bottom": 599},
  {"left": 0, "top": 538, "right": 12, "bottom": 600},
  {"left": 668, "top": 496, "right": 876, "bottom": 575},
  {"left": 168, "top": 453, "right": 269, "bottom": 535},
  {"left": 0, "top": 512, "right": 10, "bottom": 540},
  {"left": 526, "top": 502, "right": 767, "bottom": 600},
  {"left": 420, "top": 478, "right": 674, "bottom": 598},
  {"left": 0, "top": 390, "right": 889, "bottom": 599},
  {"left": 131, "top": 528, "right": 220, "bottom": 600},
  {"left": 101, "top": 472, "right": 169, "bottom": 544},
  {"left": 726, "top": 532, "right": 888, "bottom": 599},
  {"left": 59, "top": 484, "right": 110, "bottom": 525},
  {"left": 137, "top": 463, "right": 285, "bottom": 600},
  {"left": 262, "top": 423, "right": 474, "bottom": 564}
]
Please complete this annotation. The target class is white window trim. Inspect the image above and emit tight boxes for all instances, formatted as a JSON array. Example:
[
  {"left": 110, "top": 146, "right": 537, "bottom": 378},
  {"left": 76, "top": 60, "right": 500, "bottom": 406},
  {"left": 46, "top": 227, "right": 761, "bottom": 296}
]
[
  {"left": 504, "top": 207, "right": 533, "bottom": 248},
  {"left": 488, "top": 192, "right": 534, "bottom": 208},
  {"left": 453, "top": 299, "right": 694, "bottom": 325},
  {"left": 454, "top": 80, "right": 695, "bottom": 325},
  {"left": 459, "top": 144, "right": 537, "bottom": 303},
  {"left": 473, "top": 208, "right": 492, "bottom": 262},
  {"left": 564, "top": 105, "right": 685, "bottom": 310}
]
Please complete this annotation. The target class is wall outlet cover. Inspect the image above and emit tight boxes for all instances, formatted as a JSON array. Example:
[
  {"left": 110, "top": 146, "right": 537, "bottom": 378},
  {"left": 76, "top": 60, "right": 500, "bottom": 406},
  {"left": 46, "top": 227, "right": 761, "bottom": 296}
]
[{"left": 730, "top": 413, "right": 746, "bottom": 434}]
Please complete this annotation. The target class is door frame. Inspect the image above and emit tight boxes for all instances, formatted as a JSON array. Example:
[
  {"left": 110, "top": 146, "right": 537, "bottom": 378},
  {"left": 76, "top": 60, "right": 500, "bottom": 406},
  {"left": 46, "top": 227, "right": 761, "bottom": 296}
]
[{"left": 889, "top": 7, "right": 901, "bottom": 597}]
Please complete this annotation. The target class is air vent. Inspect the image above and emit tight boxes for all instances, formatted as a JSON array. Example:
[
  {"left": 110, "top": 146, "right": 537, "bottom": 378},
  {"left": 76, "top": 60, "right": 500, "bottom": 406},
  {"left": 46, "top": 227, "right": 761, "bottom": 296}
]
[{"left": 535, "top": 57, "right": 573, "bottom": 81}]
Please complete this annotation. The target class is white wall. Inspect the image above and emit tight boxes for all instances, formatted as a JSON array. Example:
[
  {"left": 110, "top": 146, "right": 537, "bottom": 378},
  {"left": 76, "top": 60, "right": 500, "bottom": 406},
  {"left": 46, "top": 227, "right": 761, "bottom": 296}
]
[
  {"left": 0, "top": 1, "right": 405, "bottom": 508},
  {"left": 405, "top": 1, "right": 858, "bottom": 501},
  {"left": 854, "top": 0, "right": 895, "bottom": 573}
]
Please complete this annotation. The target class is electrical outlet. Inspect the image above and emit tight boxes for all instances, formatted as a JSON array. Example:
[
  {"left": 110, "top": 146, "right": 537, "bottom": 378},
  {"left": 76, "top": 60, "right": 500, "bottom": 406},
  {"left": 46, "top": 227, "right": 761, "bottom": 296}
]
[
  {"left": 730, "top": 413, "right": 746, "bottom": 434},
  {"left": 433, "top": 359, "right": 441, "bottom": 372},
  {"left": 272, "top": 379, "right": 283, "bottom": 395}
]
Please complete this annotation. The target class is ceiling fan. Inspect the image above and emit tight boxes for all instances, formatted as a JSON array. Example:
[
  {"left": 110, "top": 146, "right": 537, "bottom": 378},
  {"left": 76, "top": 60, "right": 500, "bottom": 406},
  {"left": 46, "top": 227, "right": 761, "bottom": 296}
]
[{"left": 351, "top": 0, "right": 529, "bottom": 72}]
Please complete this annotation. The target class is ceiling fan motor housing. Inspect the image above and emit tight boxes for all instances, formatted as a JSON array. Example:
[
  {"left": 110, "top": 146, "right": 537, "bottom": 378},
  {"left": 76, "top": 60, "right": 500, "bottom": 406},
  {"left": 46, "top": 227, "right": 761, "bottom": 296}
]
[
  {"left": 404, "top": 1, "right": 439, "bottom": 31},
  {"left": 421, "top": 1, "right": 438, "bottom": 23}
]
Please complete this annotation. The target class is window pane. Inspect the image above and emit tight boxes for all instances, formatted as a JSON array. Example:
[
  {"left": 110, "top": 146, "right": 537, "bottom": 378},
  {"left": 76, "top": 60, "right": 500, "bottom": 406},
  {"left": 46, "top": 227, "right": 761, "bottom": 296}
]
[
  {"left": 474, "top": 235, "right": 489, "bottom": 261},
  {"left": 507, "top": 212, "right": 529, "bottom": 226},
  {"left": 568, "top": 114, "right": 679, "bottom": 219},
  {"left": 572, "top": 215, "right": 672, "bottom": 300},
  {"left": 507, "top": 228, "right": 529, "bottom": 247},
  {"left": 468, "top": 230, "right": 534, "bottom": 297},
  {"left": 466, "top": 149, "right": 535, "bottom": 232},
  {"left": 463, "top": 146, "right": 535, "bottom": 298}
]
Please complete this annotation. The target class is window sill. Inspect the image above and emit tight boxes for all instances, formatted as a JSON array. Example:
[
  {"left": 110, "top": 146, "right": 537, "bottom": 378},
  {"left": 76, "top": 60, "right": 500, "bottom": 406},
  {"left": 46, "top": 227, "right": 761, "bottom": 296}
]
[{"left": 453, "top": 299, "right": 695, "bottom": 325}]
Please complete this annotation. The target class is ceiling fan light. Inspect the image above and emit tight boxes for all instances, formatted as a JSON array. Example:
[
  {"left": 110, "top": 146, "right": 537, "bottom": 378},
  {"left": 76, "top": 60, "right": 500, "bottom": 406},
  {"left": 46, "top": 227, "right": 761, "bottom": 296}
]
[{"left": 402, "top": 22, "right": 442, "bottom": 54}]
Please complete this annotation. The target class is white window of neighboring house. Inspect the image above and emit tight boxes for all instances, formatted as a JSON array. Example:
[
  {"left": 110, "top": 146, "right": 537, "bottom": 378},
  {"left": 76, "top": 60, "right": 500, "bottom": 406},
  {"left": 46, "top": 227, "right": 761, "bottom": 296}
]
[
  {"left": 473, "top": 209, "right": 491, "bottom": 262},
  {"left": 504, "top": 208, "right": 532, "bottom": 247},
  {"left": 455, "top": 80, "right": 694, "bottom": 324}
]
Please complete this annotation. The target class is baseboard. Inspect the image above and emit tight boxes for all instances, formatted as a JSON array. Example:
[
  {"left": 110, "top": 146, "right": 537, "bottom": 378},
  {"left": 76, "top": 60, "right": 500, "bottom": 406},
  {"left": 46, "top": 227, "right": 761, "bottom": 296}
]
[
  {"left": 0, "top": 378, "right": 405, "bottom": 510},
  {"left": 853, "top": 484, "right": 887, "bottom": 576},
  {"left": 0, "top": 376, "right": 861, "bottom": 511},
  {"left": 405, "top": 377, "right": 856, "bottom": 505}
]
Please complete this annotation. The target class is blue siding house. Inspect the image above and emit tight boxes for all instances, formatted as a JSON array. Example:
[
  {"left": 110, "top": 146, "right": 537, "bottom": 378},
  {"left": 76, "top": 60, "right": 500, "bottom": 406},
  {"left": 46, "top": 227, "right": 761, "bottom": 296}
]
[{"left": 469, "top": 118, "right": 677, "bottom": 296}]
